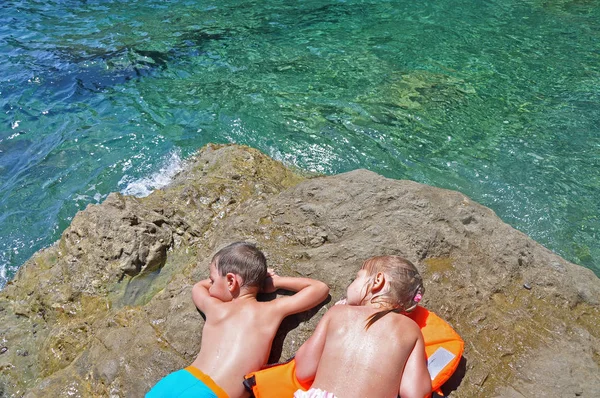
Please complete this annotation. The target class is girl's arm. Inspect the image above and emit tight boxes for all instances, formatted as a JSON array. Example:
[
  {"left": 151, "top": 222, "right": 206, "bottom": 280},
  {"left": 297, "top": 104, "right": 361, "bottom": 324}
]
[
  {"left": 294, "top": 307, "right": 333, "bottom": 383},
  {"left": 399, "top": 331, "right": 431, "bottom": 398}
]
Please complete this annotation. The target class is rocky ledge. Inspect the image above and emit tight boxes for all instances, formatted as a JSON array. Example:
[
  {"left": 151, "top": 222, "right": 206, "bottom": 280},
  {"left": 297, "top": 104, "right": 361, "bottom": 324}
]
[{"left": 0, "top": 144, "right": 598, "bottom": 397}]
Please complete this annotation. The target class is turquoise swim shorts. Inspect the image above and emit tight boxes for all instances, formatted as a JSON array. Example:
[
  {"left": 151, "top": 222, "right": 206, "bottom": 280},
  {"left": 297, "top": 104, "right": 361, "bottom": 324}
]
[{"left": 146, "top": 366, "right": 228, "bottom": 398}]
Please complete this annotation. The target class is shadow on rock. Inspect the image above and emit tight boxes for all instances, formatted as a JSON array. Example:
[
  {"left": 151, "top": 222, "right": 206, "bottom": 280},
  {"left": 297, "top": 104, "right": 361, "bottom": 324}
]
[
  {"left": 260, "top": 291, "right": 331, "bottom": 364},
  {"left": 437, "top": 356, "right": 467, "bottom": 397}
]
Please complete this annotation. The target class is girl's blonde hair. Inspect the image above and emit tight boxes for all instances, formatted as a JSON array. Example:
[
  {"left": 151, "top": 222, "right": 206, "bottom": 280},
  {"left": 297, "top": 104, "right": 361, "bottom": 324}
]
[{"left": 361, "top": 255, "right": 424, "bottom": 329}]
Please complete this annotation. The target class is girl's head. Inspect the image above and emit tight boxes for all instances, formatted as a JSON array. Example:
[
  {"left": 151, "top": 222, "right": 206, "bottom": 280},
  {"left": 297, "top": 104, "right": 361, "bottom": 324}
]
[{"left": 346, "top": 255, "right": 424, "bottom": 313}]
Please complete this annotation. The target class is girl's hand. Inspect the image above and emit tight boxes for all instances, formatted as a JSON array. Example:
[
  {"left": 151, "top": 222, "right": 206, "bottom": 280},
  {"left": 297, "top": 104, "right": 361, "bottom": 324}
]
[
  {"left": 334, "top": 297, "right": 347, "bottom": 305},
  {"left": 261, "top": 268, "right": 279, "bottom": 293}
]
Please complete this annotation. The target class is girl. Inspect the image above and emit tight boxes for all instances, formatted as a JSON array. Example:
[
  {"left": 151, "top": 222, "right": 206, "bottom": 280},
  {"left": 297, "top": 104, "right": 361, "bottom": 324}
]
[{"left": 294, "top": 256, "right": 431, "bottom": 398}]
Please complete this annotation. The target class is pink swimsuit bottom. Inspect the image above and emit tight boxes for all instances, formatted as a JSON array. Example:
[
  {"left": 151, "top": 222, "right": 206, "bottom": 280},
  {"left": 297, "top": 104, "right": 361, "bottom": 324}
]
[{"left": 294, "top": 388, "right": 338, "bottom": 398}]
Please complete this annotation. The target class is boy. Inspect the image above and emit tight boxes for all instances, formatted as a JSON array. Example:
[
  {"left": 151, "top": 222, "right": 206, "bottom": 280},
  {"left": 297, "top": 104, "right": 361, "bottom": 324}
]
[{"left": 147, "top": 241, "right": 330, "bottom": 398}]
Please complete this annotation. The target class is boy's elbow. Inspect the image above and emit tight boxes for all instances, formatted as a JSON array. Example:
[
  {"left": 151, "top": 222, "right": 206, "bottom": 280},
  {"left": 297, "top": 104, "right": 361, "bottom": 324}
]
[
  {"left": 192, "top": 282, "right": 204, "bottom": 296},
  {"left": 191, "top": 281, "right": 210, "bottom": 306},
  {"left": 191, "top": 282, "right": 201, "bottom": 296},
  {"left": 315, "top": 281, "right": 330, "bottom": 301}
]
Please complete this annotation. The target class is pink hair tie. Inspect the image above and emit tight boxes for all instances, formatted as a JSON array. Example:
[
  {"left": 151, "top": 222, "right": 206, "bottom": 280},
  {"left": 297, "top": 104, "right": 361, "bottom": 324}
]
[{"left": 413, "top": 293, "right": 422, "bottom": 303}]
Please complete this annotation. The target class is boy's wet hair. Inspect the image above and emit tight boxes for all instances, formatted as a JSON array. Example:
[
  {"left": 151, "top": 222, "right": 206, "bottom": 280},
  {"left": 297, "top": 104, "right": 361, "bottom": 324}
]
[
  {"left": 212, "top": 242, "right": 267, "bottom": 288},
  {"left": 361, "top": 255, "right": 424, "bottom": 329}
]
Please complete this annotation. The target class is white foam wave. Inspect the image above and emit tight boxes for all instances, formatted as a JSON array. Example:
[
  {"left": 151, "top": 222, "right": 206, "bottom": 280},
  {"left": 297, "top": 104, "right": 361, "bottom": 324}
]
[
  {"left": 120, "top": 150, "right": 185, "bottom": 198},
  {"left": 0, "top": 265, "right": 6, "bottom": 289}
]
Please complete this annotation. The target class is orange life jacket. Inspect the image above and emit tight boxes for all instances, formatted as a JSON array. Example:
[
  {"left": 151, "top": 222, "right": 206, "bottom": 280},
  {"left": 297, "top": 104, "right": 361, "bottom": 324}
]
[{"left": 243, "top": 306, "right": 463, "bottom": 397}]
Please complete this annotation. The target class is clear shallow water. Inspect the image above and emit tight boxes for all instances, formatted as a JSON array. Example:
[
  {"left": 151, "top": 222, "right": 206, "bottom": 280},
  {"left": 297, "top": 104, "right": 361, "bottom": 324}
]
[{"left": 1, "top": 0, "right": 599, "bottom": 286}]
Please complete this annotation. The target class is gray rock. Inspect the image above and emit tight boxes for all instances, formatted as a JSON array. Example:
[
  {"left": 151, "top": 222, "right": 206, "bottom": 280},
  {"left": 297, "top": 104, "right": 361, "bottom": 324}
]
[{"left": 0, "top": 144, "right": 598, "bottom": 397}]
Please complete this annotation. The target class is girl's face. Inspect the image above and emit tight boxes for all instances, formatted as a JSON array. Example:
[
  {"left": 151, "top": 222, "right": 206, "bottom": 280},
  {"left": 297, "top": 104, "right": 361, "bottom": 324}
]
[
  {"left": 346, "top": 268, "right": 371, "bottom": 305},
  {"left": 208, "top": 261, "right": 231, "bottom": 301}
]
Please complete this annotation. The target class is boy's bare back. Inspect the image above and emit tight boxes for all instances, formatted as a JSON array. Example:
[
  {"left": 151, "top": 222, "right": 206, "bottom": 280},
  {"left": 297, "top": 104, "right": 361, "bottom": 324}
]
[
  {"left": 192, "top": 297, "right": 287, "bottom": 398},
  {"left": 192, "top": 265, "right": 329, "bottom": 398},
  {"left": 296, "top": 305, "right": 430, "bottom": 398}
]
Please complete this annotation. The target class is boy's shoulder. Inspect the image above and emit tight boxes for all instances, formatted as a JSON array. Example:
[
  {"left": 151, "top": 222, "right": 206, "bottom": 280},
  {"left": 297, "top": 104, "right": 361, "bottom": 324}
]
[{"left": 203, "top": 297, "right": 266, "bottom": 323}]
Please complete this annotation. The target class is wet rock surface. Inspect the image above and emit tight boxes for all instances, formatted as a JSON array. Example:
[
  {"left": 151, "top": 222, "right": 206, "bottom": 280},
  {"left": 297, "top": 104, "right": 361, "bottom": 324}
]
[{"left": 0, "top": 144, "right": 598, "bottom": 397}]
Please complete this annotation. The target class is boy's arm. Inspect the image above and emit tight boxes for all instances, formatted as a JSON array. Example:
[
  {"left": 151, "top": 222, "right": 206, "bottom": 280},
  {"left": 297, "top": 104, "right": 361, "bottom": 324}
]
[
  {"left": 265, "top": 272, "right": 329, "bottom": 317},
  {"left": 294, "top": 306, "right": 332, "bottom": 383},
  {"left": 399, "top": 330, "right": 432, "bottom": 398},
  {"left": 191, "top": 279, "right": 222, "bottom": 317}
]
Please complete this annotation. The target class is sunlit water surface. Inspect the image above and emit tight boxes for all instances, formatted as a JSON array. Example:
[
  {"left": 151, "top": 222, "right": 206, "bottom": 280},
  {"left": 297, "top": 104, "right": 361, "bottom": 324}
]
[{"left": 1, "top": 0, "right": 599, "bottom": 287}]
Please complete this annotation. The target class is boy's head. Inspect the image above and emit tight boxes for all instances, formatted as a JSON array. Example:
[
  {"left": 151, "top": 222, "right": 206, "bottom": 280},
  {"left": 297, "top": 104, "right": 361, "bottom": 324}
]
[{"left": 211, "top": 242, "right": 267, "bottom": 288}]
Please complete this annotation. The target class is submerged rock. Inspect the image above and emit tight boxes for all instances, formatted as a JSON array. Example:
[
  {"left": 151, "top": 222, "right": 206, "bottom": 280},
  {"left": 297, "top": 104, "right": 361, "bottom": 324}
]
[{"left": 0, "top": 144, "right": 598, "bottom": 397}]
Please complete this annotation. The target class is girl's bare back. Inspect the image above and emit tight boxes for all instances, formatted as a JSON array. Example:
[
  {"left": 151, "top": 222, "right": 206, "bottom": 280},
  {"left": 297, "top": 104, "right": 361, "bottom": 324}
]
[{"left": 309, "top": 305, "right": 427, "bottom": 398}]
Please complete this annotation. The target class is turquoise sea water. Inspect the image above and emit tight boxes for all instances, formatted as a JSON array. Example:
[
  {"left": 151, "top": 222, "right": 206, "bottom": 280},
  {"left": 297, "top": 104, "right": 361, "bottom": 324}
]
[{"left": 1, "top": 0, "right": 599, "bottom": 287}]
